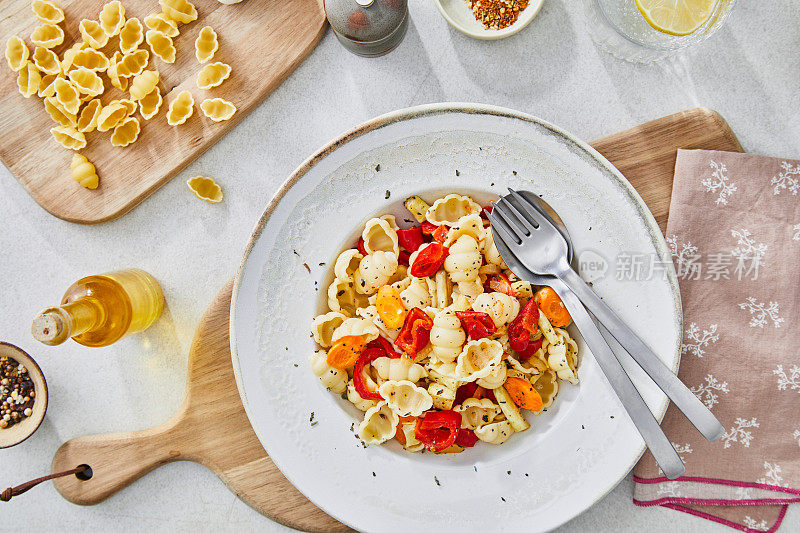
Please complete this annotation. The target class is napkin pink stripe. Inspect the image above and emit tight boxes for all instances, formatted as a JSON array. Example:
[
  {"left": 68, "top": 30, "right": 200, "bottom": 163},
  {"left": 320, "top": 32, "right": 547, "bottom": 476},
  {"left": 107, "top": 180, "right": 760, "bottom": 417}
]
[
  {"left": 634, "top": 475, "right": 800, "bottom": 497},
  {"left": 658, "top": 503, "right": 789, "bottom": 533}
]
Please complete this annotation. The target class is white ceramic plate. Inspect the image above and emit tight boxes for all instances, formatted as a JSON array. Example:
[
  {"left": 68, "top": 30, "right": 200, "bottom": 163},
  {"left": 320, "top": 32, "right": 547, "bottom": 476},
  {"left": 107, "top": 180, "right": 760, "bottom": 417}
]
[
  {"left": 434, "top": 0, "right": 544, "bottom": 40},
  {"left": 231, "top": 103, "right": 681, "bottom": 532}
]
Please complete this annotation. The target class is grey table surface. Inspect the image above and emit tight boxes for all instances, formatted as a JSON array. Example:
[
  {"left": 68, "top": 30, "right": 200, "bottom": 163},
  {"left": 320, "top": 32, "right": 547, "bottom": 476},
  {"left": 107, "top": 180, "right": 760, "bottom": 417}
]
[{"left": 1, "top": 0, "right": 798, "bottom": 530}]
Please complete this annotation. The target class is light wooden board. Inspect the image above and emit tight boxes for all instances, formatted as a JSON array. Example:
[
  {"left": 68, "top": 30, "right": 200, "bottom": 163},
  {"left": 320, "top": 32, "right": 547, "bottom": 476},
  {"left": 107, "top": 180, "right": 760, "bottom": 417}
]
[
  {"left": 50, "top": 108, "right": 742, "bottom": 532},
  {"left": 0, "top": 0, "right": 326, "bottom": 224}
]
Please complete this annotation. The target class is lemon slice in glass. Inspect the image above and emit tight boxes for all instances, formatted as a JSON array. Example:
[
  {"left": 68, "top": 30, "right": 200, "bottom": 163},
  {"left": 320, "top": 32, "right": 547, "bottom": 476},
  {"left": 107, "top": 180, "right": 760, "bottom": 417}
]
[{"left": 635, "top": 0, "right": 717, "bottom": 36}]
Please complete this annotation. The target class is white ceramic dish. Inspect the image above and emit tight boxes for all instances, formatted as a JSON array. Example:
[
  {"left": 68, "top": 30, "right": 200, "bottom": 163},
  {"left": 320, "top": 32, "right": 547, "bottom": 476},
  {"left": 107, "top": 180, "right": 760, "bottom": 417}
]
[
  {"left": 434, "top": 0, "right": 544, "bottom": 40},
  {"left": 231, "top": 103, "right": 681, "bottom": 532}
]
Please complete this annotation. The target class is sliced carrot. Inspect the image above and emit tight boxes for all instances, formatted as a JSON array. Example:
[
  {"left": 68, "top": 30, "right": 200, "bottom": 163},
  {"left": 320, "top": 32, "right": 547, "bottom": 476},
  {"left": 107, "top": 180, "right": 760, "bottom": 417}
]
[
  {"left": 534, "top": 287, "right": 571, "bottom": 327},
  {"left": 504, "top": 377, "right": 544, "bottom": 412},
  {"left": 376, "top": 285, "right": 407, "bottom": 329},
  {"left": 326, "top": 335, "right": 367, "bottom": 370}
]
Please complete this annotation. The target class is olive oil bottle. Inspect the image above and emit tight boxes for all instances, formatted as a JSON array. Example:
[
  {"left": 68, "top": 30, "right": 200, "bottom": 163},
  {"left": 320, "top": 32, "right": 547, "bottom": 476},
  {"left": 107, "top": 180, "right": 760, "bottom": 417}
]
[{"left": 31, "top": 269, "right": 164, "bottom": 347}]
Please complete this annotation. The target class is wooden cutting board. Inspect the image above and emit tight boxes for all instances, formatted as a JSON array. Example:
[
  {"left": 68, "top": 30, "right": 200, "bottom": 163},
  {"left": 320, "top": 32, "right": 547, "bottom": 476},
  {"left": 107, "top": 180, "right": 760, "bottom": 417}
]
[
  {"left": 0, "top": 0, "right": 325, "bottom": 224},
  {"left": 50, "top": 108, "right": 742, "bottom": 532}
]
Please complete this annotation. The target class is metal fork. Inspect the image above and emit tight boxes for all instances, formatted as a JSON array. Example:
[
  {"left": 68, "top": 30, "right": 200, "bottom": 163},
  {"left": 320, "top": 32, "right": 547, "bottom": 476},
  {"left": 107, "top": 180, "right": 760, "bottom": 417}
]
[
  {"left": 489, "top": 189, "right": 724, "bottom": 442},
  {"left": 491, "top": 225, "right": 685, "bottom": 479}
]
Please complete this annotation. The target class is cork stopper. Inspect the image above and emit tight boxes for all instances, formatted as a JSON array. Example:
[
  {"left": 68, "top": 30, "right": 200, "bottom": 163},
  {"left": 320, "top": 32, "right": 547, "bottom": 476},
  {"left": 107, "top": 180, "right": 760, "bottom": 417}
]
[{"left": 31, "top": 308, "right": 71, "bottom": 346}]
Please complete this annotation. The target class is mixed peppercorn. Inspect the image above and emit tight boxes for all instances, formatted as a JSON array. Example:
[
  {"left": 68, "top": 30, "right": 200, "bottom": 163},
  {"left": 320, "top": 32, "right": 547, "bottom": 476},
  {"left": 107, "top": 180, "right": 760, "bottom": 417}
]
[
  {"left": 0, "top": 357, "right": 35, "bottom": 429},
  {"left": 466, "top": 0, "right": 529, "bottom": 31}
]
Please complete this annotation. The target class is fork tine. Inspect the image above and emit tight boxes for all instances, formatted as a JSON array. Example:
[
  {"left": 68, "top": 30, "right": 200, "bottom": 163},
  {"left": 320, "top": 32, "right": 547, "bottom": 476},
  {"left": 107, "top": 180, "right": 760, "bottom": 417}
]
[
  {"left": 507, "top": 188, "right": 548, "bottom": 229},
  {"left": 488, "top": 207, "right": 523, "bottom": 246},
  {"left": 496, "top": 197, "right": 536, "bottom": 236}
]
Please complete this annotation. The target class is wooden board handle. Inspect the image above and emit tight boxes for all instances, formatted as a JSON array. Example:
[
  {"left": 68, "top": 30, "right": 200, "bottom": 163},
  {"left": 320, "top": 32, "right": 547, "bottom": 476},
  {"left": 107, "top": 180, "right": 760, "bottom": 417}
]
[{"left": 51, "top": 414, "right": 192, "bottom": 505}]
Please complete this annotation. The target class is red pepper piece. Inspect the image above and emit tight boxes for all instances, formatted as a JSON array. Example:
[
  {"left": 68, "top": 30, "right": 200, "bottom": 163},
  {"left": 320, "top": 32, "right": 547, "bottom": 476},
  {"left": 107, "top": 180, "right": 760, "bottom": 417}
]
[
  {"left": 415, "top": 410, "right": 461, "bottom": 452},
  {"left": 396, "top": 226, "right": 424, "bottom": 253},
  {"left": 353, "top": 347, "right": 385, "bottom": 401},
  {"left": 454, "top": 382, "right": 479, "bottom": 405},
  {"left": 394, "top": 307, "right": 433, "bottom": 356},
  {"left": 481, "top": 205, "right": 493, "bottom": 219},
  {"left": 366, "top": 336, "right": 402, "bottom": 358},
  {"left": 420, "top": 221, "right": 438, "bottom": 236},
  {"left": 455, "top": 310, "right": 497, "bottom": 341},
  {"left": 357, "top": 237, "right": 368, "bottom": 256},
  {"left": 432, "top": 224, "right": 449, "bottom": 244},
  {"left": 398, "top": 250, "right": 411, "bottom": 267},
  {"left": 508, "top": 299, "right": 541, "bottom": 351},
  {"left": 484, "top": 273, "right": 516, "bottom": 297},
  {"left": 455, "top": 428, "right": 479, "bottom": 448},
  {"left": 409, "top": 243, "right": 448, "bottom": 278},
  {"left": 517, "top": 337, "right": 543, "bottom": 361},
  {"left": 483, "top": 388, "right": 496, "bottom": 402}
]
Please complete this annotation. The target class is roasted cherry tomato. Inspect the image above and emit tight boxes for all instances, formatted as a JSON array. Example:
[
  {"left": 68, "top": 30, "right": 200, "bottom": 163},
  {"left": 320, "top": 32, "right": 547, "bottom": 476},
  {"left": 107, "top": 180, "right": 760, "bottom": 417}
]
[
  {"left": 534, "top": 287, "right": 571, "bottom": 327},
  {"left": 326, "top": 335, "right": 367, "bottom": 370},
  {"left": 376, "top": 285, "right": 407, "bottom": 329}
]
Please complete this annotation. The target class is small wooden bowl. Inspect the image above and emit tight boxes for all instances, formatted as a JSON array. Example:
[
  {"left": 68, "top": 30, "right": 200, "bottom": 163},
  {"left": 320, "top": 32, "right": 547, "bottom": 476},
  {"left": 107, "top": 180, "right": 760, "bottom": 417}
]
[{"left": 0, "top": 342, "right": 48, "bottom": 448}]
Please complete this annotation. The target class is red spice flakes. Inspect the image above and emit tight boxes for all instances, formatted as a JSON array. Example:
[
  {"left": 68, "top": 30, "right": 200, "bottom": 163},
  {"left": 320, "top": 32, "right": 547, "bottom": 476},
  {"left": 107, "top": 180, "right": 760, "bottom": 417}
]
[{"left": 466, "top": 0, "right": 529, "bottom": 30}]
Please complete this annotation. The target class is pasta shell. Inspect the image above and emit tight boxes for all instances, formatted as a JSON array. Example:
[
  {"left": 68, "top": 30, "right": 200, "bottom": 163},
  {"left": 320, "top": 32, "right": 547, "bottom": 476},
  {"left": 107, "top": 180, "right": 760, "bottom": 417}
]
[
  {"left": 99, "top": 0, "right": 126, "bottom": 36},
  {"left": 96, "top": 100, "right": 129, "bottom": 131},
  {"left": 32, "top": 46, "right": 60, "bottom": 75},
  {"left": 200, "top": 98, "right": 236, "bottom": 122},
  {"left": 31, "top": 0, "right": 64, "bottom": 24},
  {"left": 77, "top": 99, "right": 103, "bottom": 132},
  {"left": 357, "top": 402, "right": 398, "bottom": 445},
  {"left": 37, "top": 73, "right": 59, "bottom": 97},
  {"left": 309, "top": 350, "right": 347, "bottom": 394},
  {"left": 107, "top": 51, "right": 127, "bottom": 90},
  {"left": 159, "top": 0, "right": 198, "bottom": 24},
  {"left": 138, "top": 88, "right": 162, "bottom": 120},
  {"left": 194, "top": 26, "right": 218, "bottom": 63},
  {"left": 186, "top": 176, "right": 223, "bottom": 203},
  {"left": 70, "top": 48, "right": 109, "bottom": 72},
  {"left": 68, "top": 67, "right": 104, "bottom": 97},
  {"left": 31, "top": 23, "right": 64, "bottom": 48},
  {"left": 79, "top": 20, "right": 109, "bottom": 49},
  {"left": 166, "top": 90, "right": 194, "bottom": 126},
  {"left": 44, "top": 96, "right": 76, "bottom": 127},
  {"left": 454, "top": 338, "right": 504, "bottom": 382},
  {"left": 110, "top": 116, "right": 140, "bottom": 147},
  {"left": 196, "top": 62, "right": 231, "bottom": 90},
  {"left": 311, "top": 311, "right": 347, "bottom": 348},
  {"left": 53, "top": 77, "right": 80, "bottom": 114},
  {"left": 50, "top": 125, "right": 86, "bottom": 150},
  {"left": 145, "top": 30, "right": 175, "bottom": 63},
  {"left": 70, "top": 153, "right": 99, "bottom": 189},
  {"left": 129, "top": 70, "right": 159, "bottom": 100},
  {"left": 119, "top": 17, "right": 144, "bottom": 54},
  {"left": 116, "top": 49, "right": 149, "bottom": 77},
  {"left": 17, "top": 62, "right": 41, "bottom": 98},
  {"left": 426, "top": 193, "right": 482, "bottom": 226},
  {"left": 143, "top": 13, "right": 178, "bottom": 38},
  {"left": 378, "top": 380, "right": 433, "bottom": 417},
  {"left": 5, "top": 36, "right": 29, "bottom": 72}
]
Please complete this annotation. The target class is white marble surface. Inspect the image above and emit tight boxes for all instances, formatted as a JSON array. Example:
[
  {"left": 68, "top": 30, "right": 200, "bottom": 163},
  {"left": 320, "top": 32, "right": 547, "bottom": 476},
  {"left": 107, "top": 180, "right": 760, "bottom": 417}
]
[{"left": 1, "top": 0, "right": 798, "bottom": 531}]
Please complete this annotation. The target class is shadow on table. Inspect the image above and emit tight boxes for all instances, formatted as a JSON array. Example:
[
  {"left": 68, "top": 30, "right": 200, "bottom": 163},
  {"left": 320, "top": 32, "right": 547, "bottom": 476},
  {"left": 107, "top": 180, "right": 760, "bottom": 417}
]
[{"left": 448, "top": 0, "right": 577, "bottom": 98}]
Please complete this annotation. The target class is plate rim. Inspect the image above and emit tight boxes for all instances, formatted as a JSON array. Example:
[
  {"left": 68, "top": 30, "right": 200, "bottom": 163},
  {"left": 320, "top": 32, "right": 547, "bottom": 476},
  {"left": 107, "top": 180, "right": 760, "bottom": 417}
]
[{"left": 230, "top": 102, "right": 683, "bottom": 531}]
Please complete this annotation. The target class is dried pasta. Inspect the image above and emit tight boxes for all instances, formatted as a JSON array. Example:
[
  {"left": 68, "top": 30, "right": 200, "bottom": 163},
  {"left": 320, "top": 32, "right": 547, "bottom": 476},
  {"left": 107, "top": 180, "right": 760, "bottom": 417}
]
[
  {"left": 32, "top": 46, "right": 60, "bottom": 75},
  {"left": 50, "top": 125, "right": 86, "bottom": 150},
  {"left": 76, "top": 99, "right": 102, "bottom": 132},
  {"left": 194, "top": 26, "right": 218, "bottom": 63},
  {"left": 129, "top": 70, "right": 159, "bottom": 100},
  {"left": 99, "top": 1, "right": 126, "bottom": 36},
  {"left": 53, "top": 77, "right": 80, "bottom": 114},
  {"left": 70, "top": 48, "right": 109, "bottom": 72},
  {"left": 166, "top": 90, "right": 194, "bottom": 126},
  {"left": 110, "top": 116, "right": 140, "bottom": 147},
  {"left": 37, "top": 74, "right": 58, "bottom": 98},
  {"left": 43, "top": 96, "right": 76, "bottom": 127},
  {"left": 96, "top": 100, "right": 129, "bottom": 131},
  {"left": 186, "top": 176, "right": 223, "bottom": 203},
  {"left": 70, "top": 153, "right": 98, "bottom": 189},
  {"left": 115, "top": 49, "right": 149, "bottom": 77},
  {"left": 5, "top": 36, "right": 29, "bottom": 72},
  {"left": 68, "top": 67, "right": 104, "bottom": 97},
  {"left": 119, "top": 17, "right": 144, "bottom": 54},
  {"left": 309, "top": 193, "right": 581, "bottom": 453},
  {"left": 200, "top": 98, "right": 236, "bottom": 121},
  {"left": 138, "top": 88, "right": 162, "bottom": 120},
  {"left": 145, "top": 30, "right": 175, "bottom": 63},
  {"left": 159, "top": 0, "right": 198, "bottom": 24},
  {"left": 196, "top": 61, "right": 230, "bottom": 90},
  {"left": 144, "top": 13, "right": 179, "bottom": 38},
  {"left": 79, "top": 20, "right": 109, "bottom": 49},
  {"left": 31, "top": 0, "right": 65, "bottom": 24},
  {"left": 31, "top": 23, "right": 64, "bottom": 48},
  {"left": 17, "top": 62, "right": 41, "bottom": 98}
]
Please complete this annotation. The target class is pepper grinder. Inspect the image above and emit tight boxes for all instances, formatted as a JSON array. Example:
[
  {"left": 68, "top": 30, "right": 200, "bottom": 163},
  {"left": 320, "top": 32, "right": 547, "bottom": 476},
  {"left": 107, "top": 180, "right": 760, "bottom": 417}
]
[{"left": 324, "top": 0, "right": 409, "bottom": 57}]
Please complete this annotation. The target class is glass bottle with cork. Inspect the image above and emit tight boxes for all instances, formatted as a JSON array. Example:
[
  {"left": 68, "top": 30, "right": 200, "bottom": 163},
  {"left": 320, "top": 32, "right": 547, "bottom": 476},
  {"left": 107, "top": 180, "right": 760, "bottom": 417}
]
[{"left": 31, "top": 269, "right": 164, "bottom": 347}]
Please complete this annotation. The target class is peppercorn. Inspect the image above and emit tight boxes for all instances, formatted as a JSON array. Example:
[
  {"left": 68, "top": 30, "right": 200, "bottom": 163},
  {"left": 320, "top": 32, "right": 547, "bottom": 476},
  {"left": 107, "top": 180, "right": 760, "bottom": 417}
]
[{"left": 0, "top": 356, "right": 36, "bottom": 430}]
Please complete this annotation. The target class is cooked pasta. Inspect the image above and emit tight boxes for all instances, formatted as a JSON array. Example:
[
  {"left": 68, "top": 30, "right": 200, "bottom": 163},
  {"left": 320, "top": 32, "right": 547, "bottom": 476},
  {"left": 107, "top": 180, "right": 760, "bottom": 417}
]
[
  {"left": 308, "top": 193, "right": 580, "bottom": 453},
  {"left": 195, "top": 26, "right": 218, "bottom": 63},
  {"left": 70, "top": 153, "right": 99, "bottom": 189}
]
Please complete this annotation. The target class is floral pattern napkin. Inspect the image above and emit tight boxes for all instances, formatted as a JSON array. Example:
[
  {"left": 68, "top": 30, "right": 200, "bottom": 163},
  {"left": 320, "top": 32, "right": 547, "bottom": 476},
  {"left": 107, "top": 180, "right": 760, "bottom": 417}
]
[{"left": 632, "top": 149, "right": 800, "bottom": 532}]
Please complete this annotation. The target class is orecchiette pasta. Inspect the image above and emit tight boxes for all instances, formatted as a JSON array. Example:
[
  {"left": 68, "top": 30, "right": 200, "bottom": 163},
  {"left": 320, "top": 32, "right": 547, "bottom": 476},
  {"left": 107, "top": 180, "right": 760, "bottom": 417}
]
[
  {"left": 196, "top": 61, "right": 231, "bottom": 90},
  {"left": 70, "top": 153, "right": 99, "bottom": 189},
  {"left": 99, "top": 1, "right": 126, "bottom": 36},
  {"left": 110, "top": 116, "right": 140, "bottom": 147},
  {"left": 357, "top": 402, "right": 398, "bottom": 445},
  {"left": 167, "top": 90, "right": 194, "bottom": 126},
  {"left": 159, "top": 0, "right": 198, "bottom": 24},
  {"left": 309, "top": 193, "right": 580, "bottom": 452},
  {"left": 119, "top": 17, "right": 144, "bottom": 54},
  {"left": 309, "top": 350, "right": 347, "bottom": 394},
  {"left": 200, "top": 97, "right": 236, "bottom": 121},
  {"left": 195, "top": 26, "right": 219, "bottom": 63},
  {"left": 31, "top": 0, "right": 65, "bottom": 24},
  {"left": 5, "top": 37, "right": 29, "bottom": 72},
  {"left": 31, "top": 23, "right": 64, "bottom": 48},
  {"left": 145, "top": 30, "right": 176, "bottom": 63}
]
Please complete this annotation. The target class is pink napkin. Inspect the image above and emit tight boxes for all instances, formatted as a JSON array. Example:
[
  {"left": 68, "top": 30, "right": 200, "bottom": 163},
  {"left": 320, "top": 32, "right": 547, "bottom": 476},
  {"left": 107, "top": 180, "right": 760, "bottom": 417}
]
[{"left": 632, "top": 149, "right": 800, "bottom": 532}]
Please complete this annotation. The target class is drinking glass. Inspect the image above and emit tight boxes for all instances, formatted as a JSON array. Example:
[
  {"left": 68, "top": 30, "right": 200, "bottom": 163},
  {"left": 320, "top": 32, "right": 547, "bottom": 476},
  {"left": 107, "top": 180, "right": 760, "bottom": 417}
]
[{"left": 581, "top": 0, "right": 736, "bottom": 63}]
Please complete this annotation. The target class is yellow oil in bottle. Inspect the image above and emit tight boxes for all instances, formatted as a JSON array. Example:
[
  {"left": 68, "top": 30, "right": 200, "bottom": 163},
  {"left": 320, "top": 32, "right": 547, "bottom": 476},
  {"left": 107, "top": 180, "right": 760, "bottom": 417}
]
[{"left": 31, "top": 269, "right": 164, "bottom": 347}]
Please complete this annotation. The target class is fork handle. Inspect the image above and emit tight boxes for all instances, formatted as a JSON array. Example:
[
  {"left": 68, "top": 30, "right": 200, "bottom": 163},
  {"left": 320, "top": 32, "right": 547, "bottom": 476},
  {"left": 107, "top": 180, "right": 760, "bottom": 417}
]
[
  {"left": 558, "top": 266, "right": 725, "bottom": 442},
  {"left": 543, "top": 276, "right": 685, "bottom": 479}
]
